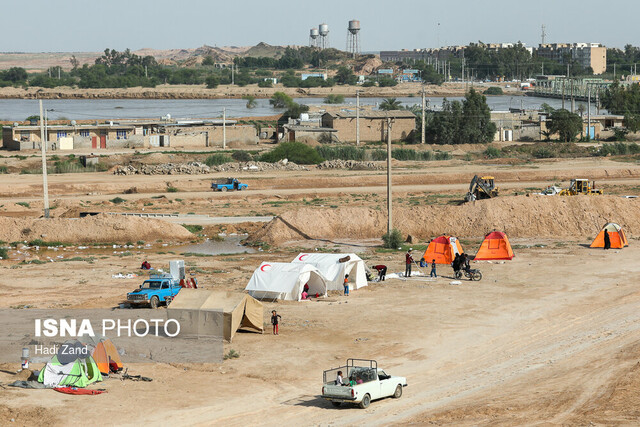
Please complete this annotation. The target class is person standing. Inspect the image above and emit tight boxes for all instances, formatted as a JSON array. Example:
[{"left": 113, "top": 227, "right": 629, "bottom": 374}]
[
  {"left": 372, "top": 264, "right": 387, "bottom": 281},
  {"left": 405, "top": 249, "right": 414, "bottom": 278},
  {"left": 343, "top": 274, "right": 350, "bottom": 296},
  {"left": 271, "top": 310, "right": 281, "bottom": 335},
  {"left": 430, "top": 259, "right": 437, "bottom": 278},
  {"left": 604, "top": 229, "right": 611, "bottom": 250}
]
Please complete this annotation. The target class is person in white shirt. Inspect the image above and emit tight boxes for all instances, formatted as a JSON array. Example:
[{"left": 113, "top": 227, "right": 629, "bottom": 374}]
[{"left": 335, "top": 370, "right": 344, "bottom": 386}]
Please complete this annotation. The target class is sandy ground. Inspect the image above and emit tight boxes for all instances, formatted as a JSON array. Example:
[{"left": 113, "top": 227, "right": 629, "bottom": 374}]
[{"left": 1, "top": 155, "right": 640, "bottom": 425}]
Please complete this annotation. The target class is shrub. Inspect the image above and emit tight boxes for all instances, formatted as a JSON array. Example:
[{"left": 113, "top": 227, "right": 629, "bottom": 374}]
[
  {"left": 205, "top": 154, "right": 232, "bottom": 166},
  {"left": 483, "top": 146, "right": 502, "bottom": 159},
  {"left": 533, "top": 147, "right": 554, "bottom": 158},
  {"left": 0, "top": 166, "right": 7, "bottom": 173},
  {"left": 597, "top": 142, "right": 640, "bottom": 156},
  {"left": 269, "top": 91, "right": 293, "bottom": 109},
  {"left": 182, "top": 224, "right": 203, "bottom": 233},
  {"left": 362, "top": 80, "right": 375, "bottom": 87},
  {"left": 166, "top": 186, "right": 179, "bottom": 193},
  {"left": 484, "top": 87, "right": 504, "bottom": 95},
  {"left": 316, "top": 145, "right": 365, "bottom": 161},
  {"left": 224, "top": 349, "right": 240, "bottom": 360},
  {"left": 231, "top": 150, "right": 252, "bottom": 162},
  {"left": 324, "top": 94, "right": 345, "bottom": 104},
  {"left": 382, "top": 229, "right": 403, "bottom": 249},
  {"left": 110, "top": 197, "right": 126, "bottom": 204},
  {"left": 257, "top": 79, "right": 273, "bottom": 88},
  {"left": 0, "top": 247, "right": 8, "bottom": 259},
  {"left": 259, "top": 142, "right": 324, "bottom": 164},
  {"left": 17, "top": 201, "right": 30, "bottom": 208},
  {"left": 371, "top": 149, "right": 387, "bottom": 161}
]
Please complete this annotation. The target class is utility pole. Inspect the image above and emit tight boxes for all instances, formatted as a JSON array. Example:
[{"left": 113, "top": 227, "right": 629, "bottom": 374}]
[
  {"left": 145, "top": 65, "right": 148, "bottom": 78},
  {"left": 562, "top": 78, "right": 565, "bottom": 110},
  {"left": 587, "top": 85, "right": 591, "bottom": 141},
  {"left": 222, "top": 108, "right": 226, "bottom": 149},
  {"left": 570, "top": 79, "right": 575, "bottom": 113},
  {"left": 356, "top": 90, "right": 360, "bottom": 146},
  {"left": 613, "top": 63, "right": 616, "bottom": 81},
  {"left": 421, "top": 87, "right": 426, "bottom": 144},
  {"left": 38, "top": 100, "right": 50, "bottom": 218},
  {"left": 231, "top": 63, "right": 235, "bottom": 85},
  {"left": 386, "top": 116, "right": 392, "bottom": 235}
]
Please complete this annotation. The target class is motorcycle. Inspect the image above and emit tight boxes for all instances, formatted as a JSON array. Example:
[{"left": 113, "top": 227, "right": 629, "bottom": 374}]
[{"left": 454, "top": 268, "right": 483, "bottom": 281}]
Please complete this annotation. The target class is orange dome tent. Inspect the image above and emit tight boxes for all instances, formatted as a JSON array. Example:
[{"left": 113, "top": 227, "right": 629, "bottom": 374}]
[
  {"left": 422, "top": 235, "right": 464, "bottom": 265},
  {"left": 80, "top": 336, "right": 123, "bottom": 374},
  {"left": 590, "top": 223, "right": 628, "bottom": 249},
  {"left": 474, "top": 231, "right": 515, "bottom": 260}
]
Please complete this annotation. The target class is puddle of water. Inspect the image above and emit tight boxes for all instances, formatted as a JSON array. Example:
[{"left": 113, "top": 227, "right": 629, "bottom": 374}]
[{"left": 179, "top": 235, "right": 256, "bottom": 255}]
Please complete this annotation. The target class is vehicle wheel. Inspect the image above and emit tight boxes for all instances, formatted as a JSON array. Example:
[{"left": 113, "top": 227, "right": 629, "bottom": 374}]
[
  {"left": 237, "top": 187, "right": 243, "bottom": 191},
  {"left": 393, "top": 385, "right": 403, "bottom": 398},
  {"left": 472, "top": 271, "right": 483, "bottom": 281},
  {"left": 221, "top": 187, "right": 228, "bottom": 192},
  {"left": 331, "top": 401, "right": 341, "bottom": 407},
  {"left": 359, "top": 394, "right": 370, "bottom": 409},
  {"left": 150, "top": 296, "right": 159, "bottom": 309}
]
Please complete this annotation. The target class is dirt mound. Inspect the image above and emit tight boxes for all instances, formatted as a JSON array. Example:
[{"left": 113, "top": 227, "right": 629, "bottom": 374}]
[
  {"left": 249, "top": 195, "right": 639, "bottom": 245},
  {"left": 0, "top": 214, "right": 193, "bottom": 244}
]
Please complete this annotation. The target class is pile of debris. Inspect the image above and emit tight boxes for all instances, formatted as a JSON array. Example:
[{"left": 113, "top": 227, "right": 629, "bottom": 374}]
[
  {"left": 114, "top": 162, "right": 211, "bottom": 175},
  {"left": 317, "top": 160, "right": 383, "bottom": 170},
  {"left": 114, "top": 160, "right": 309, "bottom": 175}
]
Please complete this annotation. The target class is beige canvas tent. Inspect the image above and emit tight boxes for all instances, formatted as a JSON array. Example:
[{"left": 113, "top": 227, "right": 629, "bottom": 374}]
[{"left": 167, "top": 289, "right": 263, "bottom": 342}]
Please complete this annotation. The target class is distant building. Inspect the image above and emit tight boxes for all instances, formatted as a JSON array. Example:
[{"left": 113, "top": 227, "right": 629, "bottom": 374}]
[
  {"left": 535, "top": 43, "right": 607, "bottom": 74},
  {"left": 300, "top": 73, "right": 327, "bottom": 81},
  {"left": 321, "top": 110, "right": 415, "bottom": 143},
  {"left": 2, "top": 119, "right": 257, "bottom": 151}
]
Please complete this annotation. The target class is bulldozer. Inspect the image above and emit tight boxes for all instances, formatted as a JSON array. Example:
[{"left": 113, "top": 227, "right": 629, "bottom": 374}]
[
  {"left": 558, "top": 179, "right": 603, "bottom": 196},
  {"left": 465, "top": 175, "right": 499, "bottom": 202}
]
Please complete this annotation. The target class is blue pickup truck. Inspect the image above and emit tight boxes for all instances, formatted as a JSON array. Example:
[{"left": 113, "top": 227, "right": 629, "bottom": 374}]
[
  {"left": 126, "top": 274, "right": 182, "bottom": 309},
  {"left": 211, "top": 178, "right": 248, "bottom": 192}
]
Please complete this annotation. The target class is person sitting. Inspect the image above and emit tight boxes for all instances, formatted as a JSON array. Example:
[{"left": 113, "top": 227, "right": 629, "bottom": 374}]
[
  {"left": 141, "top": 260, "right": 151, "bottom": 270},
  {"left": 301, "top": 290, "right": 309, "bottom": 300},
  {"left": 335, "top": 370, "right": 345, "bottom": 386}
]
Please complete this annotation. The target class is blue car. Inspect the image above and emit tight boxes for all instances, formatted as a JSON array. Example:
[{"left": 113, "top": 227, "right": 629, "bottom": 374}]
[
  {"left": 211, "top": 178, "right": 248, "bottom": 192},
  {"left": 126, "top": 274, "right": 182, "bottom": 309}
]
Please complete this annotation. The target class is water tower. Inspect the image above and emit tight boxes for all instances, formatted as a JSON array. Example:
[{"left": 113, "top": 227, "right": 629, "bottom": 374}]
[
  {"left": 319, "top": 23, "right": 330, "bottom": 49},
  {"left": 347, "top": 19, "right": 361, "bottom": 58},
  {"left": 309, "top": 28, "right": 319, "bottom": 48}
]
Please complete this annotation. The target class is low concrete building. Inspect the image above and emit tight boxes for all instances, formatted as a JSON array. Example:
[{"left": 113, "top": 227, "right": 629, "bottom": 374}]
[
  {"left": 280, "top": 124, "right": 338, "bottom": 143},
  {"left": 321, "top": 110, "right": 416, "bottom": 143},
  {"left": 2, "top": 119, "right": 258, "bottom": 151},
  {"left": 2, "top": 123, "right": 143, "bottom": 151}
]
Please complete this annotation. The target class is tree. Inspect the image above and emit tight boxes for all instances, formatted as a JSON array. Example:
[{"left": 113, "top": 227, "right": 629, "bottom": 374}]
[
  {"left": 269, "top": 91, "right": 293, "bottom": 108},
  {"left": 202, "top": 55, "right": 214, "bottom": 66},
  {"left": 378, "top": 77, "right": 398, "bottom": 87},
  {"left": 324, "top": 94, "right": 345, "bottom": 104},
  {"left": 547, "top": 109, "right": 583, "bottom": 142},
  {"left": 460, "top": 88, "right": 496, "bottom": 144},
  {"left": 379, "top": 98, "right": 402, "bottom": 111},
  {"left": 284, "top": 102, "right": 309, "bottom": 119},
  {"left": 426, "top": 89, "right": 496, "bottom": 144},
  {"left": 205, "top": 75, "right": 219, "bottom": 89},
  {"left": 243, "top": 95, "right": 257, "bottom": 109},
  {"left": 335, "top": 66, "right": 357, "bottom": 85}
]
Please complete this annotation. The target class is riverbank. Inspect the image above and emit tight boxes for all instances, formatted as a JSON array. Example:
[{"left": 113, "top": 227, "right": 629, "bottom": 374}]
[{"left": 0, "top": 82, "right": 513, "bottom": 100}]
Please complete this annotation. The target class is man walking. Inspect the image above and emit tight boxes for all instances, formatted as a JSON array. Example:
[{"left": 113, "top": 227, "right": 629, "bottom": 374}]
[{"left": 405, "top": 249, "right": 414, "bottom": 278}]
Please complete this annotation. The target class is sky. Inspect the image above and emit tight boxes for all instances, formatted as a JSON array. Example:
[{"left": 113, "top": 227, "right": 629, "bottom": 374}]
[{"left": 3, "top": 0, "right": 639, "bottom": 53}]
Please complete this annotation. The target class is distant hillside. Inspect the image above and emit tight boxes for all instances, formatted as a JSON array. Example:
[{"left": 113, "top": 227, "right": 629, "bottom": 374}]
[{"left": 0, "top": 42, "right": 297, "bottom": 71}]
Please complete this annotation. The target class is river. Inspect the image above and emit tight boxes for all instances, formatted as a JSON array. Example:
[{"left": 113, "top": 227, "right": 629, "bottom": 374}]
[{"left": 0, "top": 95, "right": 596, "bottom": 122}]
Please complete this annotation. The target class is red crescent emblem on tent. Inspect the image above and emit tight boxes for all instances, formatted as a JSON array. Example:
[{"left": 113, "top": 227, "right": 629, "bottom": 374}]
[
  {"left": 260, "top": 264, "right": 272, "bottom": 272},
  {"left": 298, "top": 254, "right": 309, "bottom": 261}
]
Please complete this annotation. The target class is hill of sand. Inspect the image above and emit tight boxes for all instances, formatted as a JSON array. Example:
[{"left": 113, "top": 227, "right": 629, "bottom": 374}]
[
  {"left": 0, "top": 214, "right": 193, "bottom": 244},
  {"left": 250, "top": 195, "right": 639, "bottom": 245}
]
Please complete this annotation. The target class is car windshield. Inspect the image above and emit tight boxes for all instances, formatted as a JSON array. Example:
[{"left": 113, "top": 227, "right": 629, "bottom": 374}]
[{"left": 141, "top": 281, "right": 162, "bottom": 289}]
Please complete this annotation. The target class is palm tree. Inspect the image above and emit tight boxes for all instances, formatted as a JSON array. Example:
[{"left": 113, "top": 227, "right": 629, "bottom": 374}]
[{"left": 379, "top": 98, "right": 402, "bottom": 111}]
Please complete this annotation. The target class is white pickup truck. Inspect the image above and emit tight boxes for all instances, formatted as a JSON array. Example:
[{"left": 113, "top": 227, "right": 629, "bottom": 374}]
[{"left": 321, "top": 359, "right": 407, "bottom": 409}]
